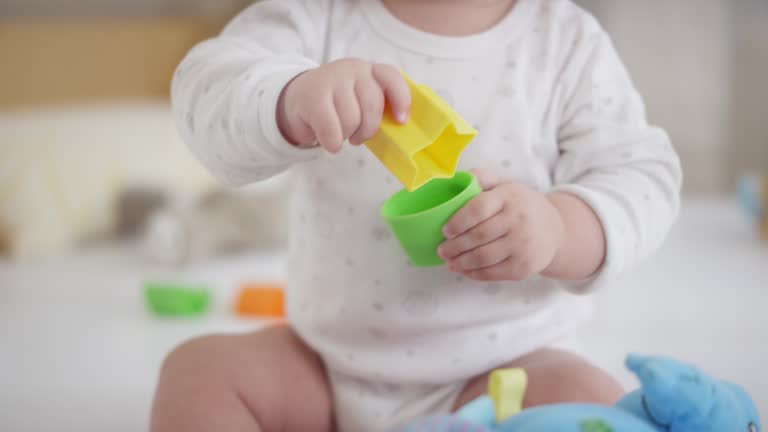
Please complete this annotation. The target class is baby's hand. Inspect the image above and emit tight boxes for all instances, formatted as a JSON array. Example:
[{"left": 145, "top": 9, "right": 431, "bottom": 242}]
[
  {"left": 438, "top": 171, "right": 566, "bottom": 281},
  {"left": 277, "top": 59, "right": 411, "bottom": 153}
]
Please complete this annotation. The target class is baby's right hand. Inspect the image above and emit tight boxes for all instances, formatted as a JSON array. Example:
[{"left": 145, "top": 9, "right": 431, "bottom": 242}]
[{"left": 277, "top": 59, "right": 411, "bottom": 153}]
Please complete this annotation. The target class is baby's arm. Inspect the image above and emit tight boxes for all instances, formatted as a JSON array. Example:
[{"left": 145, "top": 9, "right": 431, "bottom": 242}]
[
  {"left": 171, "top": 0, "right": 328, "bottom": 186},
  {"left": 541, "top": 193, "right": 606, "bottom": 280},
  {"left": 548, "top": 20, "right": 682, "bottom": 288},
  {"left": 440, "top": 19, "right": 681, "bottom": 288}
]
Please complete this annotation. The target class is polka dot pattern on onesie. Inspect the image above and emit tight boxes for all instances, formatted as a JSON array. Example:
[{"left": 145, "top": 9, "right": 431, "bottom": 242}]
[
  {"left": 402, "top": 290, "right": 440, "bottom": 316},
  {"left": 372, "top": 226, "right": 392, "bottom": 242}
]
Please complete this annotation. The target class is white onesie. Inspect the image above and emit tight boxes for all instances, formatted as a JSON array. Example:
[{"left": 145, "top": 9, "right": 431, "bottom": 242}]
[{"left": 172, "top": 0, "right": 682, "bottom": 430}]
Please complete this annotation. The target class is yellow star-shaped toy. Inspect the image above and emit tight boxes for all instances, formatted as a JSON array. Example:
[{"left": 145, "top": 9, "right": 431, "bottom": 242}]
[{"left": 366, "top": 74, "right": 477, "bottom": 191}]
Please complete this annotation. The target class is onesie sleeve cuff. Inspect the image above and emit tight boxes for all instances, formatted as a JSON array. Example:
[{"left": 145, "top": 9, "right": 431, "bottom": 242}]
[
  {"left": 253, "top": 67, "right": 324, "bottom": 163},
  {"left": 549, "top": 183, "right": 627, "bottom": 294}
]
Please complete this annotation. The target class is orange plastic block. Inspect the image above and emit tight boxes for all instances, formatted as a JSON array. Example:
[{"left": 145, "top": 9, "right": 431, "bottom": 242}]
[
  {"left": 762, "top": 213, "right": 768, "bottom": 241},
  {"left": 235, "top": 283, "right": 286, "bottom": 318}
]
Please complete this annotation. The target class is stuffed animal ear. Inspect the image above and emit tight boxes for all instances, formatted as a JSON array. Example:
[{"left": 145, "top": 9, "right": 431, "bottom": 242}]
[
  {"left": 626, "top": 354, "right": 761, "bottom": 432},
  {"left": 626, "top": 354, "right": 717, "bottom": 431}
]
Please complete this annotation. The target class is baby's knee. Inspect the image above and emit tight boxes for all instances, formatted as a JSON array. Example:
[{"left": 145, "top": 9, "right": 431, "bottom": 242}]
[
  {"left": 530, "top": 361, "right": 624, "bottom": 406},
  {"left": 159, "top": 334, "right": 233, "bottom": 382},
  {"left": 565, "top": 364, "right": 623, "bottom": 404}
]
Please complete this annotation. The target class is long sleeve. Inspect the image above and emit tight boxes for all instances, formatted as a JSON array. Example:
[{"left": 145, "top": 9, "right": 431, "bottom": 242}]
[
  {"left": 551, "top": 18, "right": 683, "bottom": 292},
  {"left": 171, "top": 0, "right": 329, "bottom": 186}
]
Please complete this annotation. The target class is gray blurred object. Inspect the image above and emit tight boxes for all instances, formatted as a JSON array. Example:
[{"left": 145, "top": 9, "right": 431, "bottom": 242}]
[
  {"left": 143, "top": 187, "right": 288, "bottom": 266},
  {"left": 116, "top": 186, "right": 169, "bottom": 237}
]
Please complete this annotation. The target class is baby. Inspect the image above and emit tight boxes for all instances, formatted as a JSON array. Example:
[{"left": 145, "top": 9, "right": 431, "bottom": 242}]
[{"left": 152, "top": 0, "right": 682, "bottom": 431}]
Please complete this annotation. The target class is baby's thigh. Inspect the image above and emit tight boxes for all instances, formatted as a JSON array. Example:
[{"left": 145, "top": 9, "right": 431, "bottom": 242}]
[
  {"left": 151, "top": 325, "right": 333, "bottom": 432},
  {"left": 453, "top": 348, "right": 624, "bottom": 410}
]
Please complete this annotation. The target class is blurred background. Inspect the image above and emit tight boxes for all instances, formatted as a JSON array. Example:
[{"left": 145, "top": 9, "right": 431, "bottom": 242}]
[{"left": 1, "top": 1, "right": 767, "bottom": 431}]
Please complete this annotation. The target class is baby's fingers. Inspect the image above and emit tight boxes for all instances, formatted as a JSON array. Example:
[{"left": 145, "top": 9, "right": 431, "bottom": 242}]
[
  {"left": 439, "top": 212, "right": 509, "bottom": 260},
  {"left": 443, "top": 191, "right": 504, "bottom": 239},
  {"left": 350, "top": 78, "right": 385, "bottom": 145},
  {"left": 309, "top": 97, "right": 344, "bottom": 153},
  {"left": 465, "top": 256, "right": 536, "bottom": 282},
  {"left": 372, "top": 64, "right": 411, "bottom": 123},
  {"left": 447, "top": 238, "right": 510, "bottom": 272},
  {"left": 334, "top": 84, "right": 362, "bottom": 143},
  {"left": 469, "top": 169, "right": 504, "bottom": 191},
  {"left": 463, "top": 258, "right": 516, "bottom": 281}
]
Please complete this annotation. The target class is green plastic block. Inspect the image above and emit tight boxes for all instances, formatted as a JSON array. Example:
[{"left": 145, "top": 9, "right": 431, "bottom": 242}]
[
  {"left": 581, "top": 419, "right": 615, "bottom": 432},
  {"left": 145, "top": 282, "right": 211, "bottom": 317}
]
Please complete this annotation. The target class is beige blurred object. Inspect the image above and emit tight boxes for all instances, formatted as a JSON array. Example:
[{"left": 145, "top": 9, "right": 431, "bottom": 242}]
[
  {"left": 729, "top": 1, "right": 768, "bottom": 184},
  {"left": 582, "top": 0, "right": 732, "bottom": 193},
  {"left": 579, "top": 0, "right": 768, "bottom": 193},
  {"left": 0, "top": 103, "right": 216, "bottom": 260},
  {"left": 2, "top": 0, "right": 253, "bottom": 16},
  {"left": 0, "top": 17, "right": 224, "bottom": 109},
  {"left": 0, "top": 16, "right": 233, "bottom": 258},
  {"left": 0, "top": 12, "right": 292, "bottom": 260}
]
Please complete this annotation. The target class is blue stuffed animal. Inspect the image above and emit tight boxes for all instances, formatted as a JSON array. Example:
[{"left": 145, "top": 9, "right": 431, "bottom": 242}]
[{"left": 391, "top": 354, "right": 761, "bottom": 432}]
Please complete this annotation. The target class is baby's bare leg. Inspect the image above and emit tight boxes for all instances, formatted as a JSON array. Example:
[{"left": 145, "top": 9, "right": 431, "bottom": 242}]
[
  {"left": 454, "top": 348, "right": 624, "bottom": 410},
  {"left": 150, "top": 325, "right": 333, "bottom": 432}
]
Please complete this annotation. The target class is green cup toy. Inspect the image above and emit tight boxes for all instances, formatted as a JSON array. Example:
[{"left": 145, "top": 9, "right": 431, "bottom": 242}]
[{"left": 382, "top": 171, "right": 482, "bottom": 267}]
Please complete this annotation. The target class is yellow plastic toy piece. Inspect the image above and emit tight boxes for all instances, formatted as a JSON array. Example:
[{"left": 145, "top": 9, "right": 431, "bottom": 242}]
[
  {"left": 489, "top": 368, "right": 528, "bottom": 424},
  {"left": 365, "top": 74, "right": 478, "bottom": 191}
]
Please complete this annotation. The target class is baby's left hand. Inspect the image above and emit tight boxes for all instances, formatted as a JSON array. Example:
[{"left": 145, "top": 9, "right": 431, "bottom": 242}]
[{"left": 438, "top": 171, "right": 565, "bottom": 281}]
